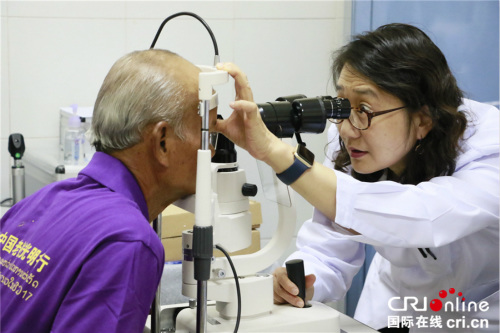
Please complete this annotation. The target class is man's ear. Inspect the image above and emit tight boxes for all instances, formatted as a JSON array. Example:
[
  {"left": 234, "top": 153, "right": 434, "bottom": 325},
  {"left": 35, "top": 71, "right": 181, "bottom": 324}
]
[
  {"left": 151, "top": 121, "right": 170, "bottom": 167},
  {"left": 414, "top": 105, "right": 433, "bottom": 139}
]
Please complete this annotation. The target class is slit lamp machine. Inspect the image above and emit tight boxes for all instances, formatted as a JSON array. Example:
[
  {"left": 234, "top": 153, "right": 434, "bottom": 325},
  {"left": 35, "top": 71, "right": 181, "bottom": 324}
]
[{"left": 147, "top": 12, "right": 352, "bottom": 333}]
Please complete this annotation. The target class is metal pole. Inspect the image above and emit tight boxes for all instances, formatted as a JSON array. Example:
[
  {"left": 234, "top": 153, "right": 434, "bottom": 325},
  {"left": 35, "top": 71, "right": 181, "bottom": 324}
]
[
  {"left": 196, "top": 280, "right": 208, "bottom": 333},
  {"left": 12, "top": 160, "right": 25, "bottom": 204},
  {"left": 196, "top": 99, "right": 213, "bottom": 333},
  {"left": 151, "top": 214, "right": 162, "bottom": 333},
  {"left": 201, "top": 100, "right": 211, "bottom": 150}
]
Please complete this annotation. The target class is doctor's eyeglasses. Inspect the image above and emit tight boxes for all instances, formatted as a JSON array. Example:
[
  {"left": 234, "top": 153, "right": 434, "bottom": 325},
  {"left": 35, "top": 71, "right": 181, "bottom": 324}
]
[{"left": 330, "top": 105, "right": 406, "bottom": 130}]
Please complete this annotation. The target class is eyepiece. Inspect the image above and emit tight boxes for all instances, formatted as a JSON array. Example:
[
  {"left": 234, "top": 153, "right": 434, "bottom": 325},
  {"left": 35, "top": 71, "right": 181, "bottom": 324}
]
[
  {"left": 257, "top": 95, "right": 351, "bottom": 138},
  {"left": 322, "top": 96, "right": 351, "bottom": 120},
  {"left": 291, "top": 97, "right": 329, "bottom": 134}
]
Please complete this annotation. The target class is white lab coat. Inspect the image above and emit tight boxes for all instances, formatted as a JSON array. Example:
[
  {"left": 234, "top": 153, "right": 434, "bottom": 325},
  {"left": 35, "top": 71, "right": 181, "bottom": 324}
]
[{"left": 286, "top": 99, "right": 499, "bottom": 332}]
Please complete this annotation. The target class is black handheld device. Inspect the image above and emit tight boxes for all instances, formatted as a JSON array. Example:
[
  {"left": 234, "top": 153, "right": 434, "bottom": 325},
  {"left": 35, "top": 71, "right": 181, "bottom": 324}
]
[{"left": 286, "top": 259, "right": 311, "bottom": 308}]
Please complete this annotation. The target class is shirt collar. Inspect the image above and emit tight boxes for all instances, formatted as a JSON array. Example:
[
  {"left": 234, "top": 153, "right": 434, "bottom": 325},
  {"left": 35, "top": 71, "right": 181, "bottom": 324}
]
[{"left": 79, "top": 152, "right": 149, "bottom": 221}]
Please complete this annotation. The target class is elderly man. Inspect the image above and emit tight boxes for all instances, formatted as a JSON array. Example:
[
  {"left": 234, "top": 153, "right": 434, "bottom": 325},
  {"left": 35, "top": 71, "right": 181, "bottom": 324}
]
[{"left": 0, "top": 49, "right": 216, "bottom": 333}]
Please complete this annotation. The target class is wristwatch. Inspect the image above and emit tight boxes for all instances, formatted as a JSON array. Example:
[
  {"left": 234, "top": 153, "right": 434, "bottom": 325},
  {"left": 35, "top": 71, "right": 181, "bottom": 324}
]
[{"left": 276, "top": 143, "right": 315, "bottom": 185}]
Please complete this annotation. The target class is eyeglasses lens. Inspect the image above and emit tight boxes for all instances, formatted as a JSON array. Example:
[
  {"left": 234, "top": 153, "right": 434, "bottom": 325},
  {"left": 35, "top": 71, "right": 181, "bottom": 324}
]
[
  {"left": 350, "top": 110, "right": 369, "bottom": 130},
  {"left": 330, "top": 109, "right": 369, "bottom": 130}
]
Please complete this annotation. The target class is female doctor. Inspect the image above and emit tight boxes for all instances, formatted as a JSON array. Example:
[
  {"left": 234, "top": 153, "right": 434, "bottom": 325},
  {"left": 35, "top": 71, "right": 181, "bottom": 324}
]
[{"left": 216, "top": 23, "right": 499, "bottom": 332}]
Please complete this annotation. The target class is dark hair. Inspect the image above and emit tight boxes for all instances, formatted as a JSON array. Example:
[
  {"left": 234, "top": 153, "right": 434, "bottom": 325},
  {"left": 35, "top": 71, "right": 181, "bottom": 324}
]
[{"left": 332, "top": 23, "right": 467, "bottom": 185}]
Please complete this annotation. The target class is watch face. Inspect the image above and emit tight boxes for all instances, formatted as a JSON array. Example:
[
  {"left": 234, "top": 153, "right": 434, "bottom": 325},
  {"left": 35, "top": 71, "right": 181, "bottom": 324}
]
[{"left": 296, "top": 143, "right": 315, "bottom": 166}]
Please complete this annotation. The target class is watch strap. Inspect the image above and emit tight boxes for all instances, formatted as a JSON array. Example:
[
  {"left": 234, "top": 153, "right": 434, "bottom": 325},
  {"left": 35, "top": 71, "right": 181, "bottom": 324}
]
[{"left": 276, "top": 156, "right": 310, "bottom": 185}]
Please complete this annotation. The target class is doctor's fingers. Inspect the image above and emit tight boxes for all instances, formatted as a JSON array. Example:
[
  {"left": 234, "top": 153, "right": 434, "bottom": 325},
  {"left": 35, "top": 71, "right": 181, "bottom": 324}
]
[
  {"left": 273, "top": 281, "right": 304, "bottom": 308},
  {"left": 216, "top": 62, "right": 254, "bottom": 102},
  {"left": 227, "top": 100, "right": 272, "bottom": 158},
  {"left": 305, "top": 274, "right": 316, "bottom": 302},
  {"left": 273, "top": 267, "right": 304, "bottom": 307},
  {"left": 215, "top": 101, "right": 269, "bottom": 161},
  {"left": 273, "top": 267, "right": 298, "bottom": 294},
  {"left": 229, "top": 100, "right": 261, "bottom": 123},
  {"left": 274, "top": 290, "right": 304, "bottom": 308},
  {"left": 305, "top": 273, "right": 316, "bottom": 290}
]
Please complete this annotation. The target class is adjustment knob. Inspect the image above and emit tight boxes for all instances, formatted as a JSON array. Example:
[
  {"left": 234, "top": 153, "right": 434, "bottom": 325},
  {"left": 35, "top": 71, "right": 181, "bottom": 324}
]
[{"left": 241, "top": 183, "right": 258, "bottom": 197}]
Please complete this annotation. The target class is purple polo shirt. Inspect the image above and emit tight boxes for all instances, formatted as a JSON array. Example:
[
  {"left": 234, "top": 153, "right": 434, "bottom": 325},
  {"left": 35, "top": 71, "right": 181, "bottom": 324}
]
[{"left": 0, "top": 152, "right": 164, "bottom": 333}]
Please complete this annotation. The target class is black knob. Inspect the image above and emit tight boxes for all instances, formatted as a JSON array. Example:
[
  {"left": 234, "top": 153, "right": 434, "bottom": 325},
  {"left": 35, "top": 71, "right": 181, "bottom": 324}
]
[
  {"left": 8, "top": 133, "right": 25, "bottom": 160},
  {"left": 285, "top": 259, "right": 310, "bottom": 308},
  {"left": 241, "top": 183, "right": 258, "bottom": 197}
]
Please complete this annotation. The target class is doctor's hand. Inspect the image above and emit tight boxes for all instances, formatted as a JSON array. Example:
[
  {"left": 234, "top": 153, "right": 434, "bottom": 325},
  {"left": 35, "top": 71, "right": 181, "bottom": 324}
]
[
  {"left": 273, "top": 267, "right": 315, "bottom": 308},
  {"left": 214, "top": 63, "right": 291, "bottom": 166},
  {"left": 216, "top": 62, "right": 253, "bottom": 102}
]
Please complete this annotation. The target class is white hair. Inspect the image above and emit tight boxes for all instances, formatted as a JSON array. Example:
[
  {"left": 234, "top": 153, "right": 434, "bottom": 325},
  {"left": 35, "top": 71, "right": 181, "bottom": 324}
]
[{"left": 90, "top": 49, "right": 189, "bottom": 153}]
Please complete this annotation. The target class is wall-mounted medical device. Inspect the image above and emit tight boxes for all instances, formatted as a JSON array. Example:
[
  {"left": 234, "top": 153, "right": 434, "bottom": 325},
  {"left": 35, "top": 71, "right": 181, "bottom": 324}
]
[{"left": 8, "top": 133, "right": 26, "bottom": 205}]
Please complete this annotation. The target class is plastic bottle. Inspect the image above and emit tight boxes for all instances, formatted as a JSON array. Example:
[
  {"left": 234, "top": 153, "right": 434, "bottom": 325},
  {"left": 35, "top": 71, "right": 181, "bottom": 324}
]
[
  {"left": 80, "top": 121, "right": 91, "bottom": 163},
  {"left": 64, "top": 104, "right": 82, "bottom": 165}
]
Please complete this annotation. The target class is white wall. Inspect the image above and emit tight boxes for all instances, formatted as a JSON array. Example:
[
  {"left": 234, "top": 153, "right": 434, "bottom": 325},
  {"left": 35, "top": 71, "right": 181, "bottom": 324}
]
[{"left": 0, "top": 1, "right": 352, "bottom": 264}]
